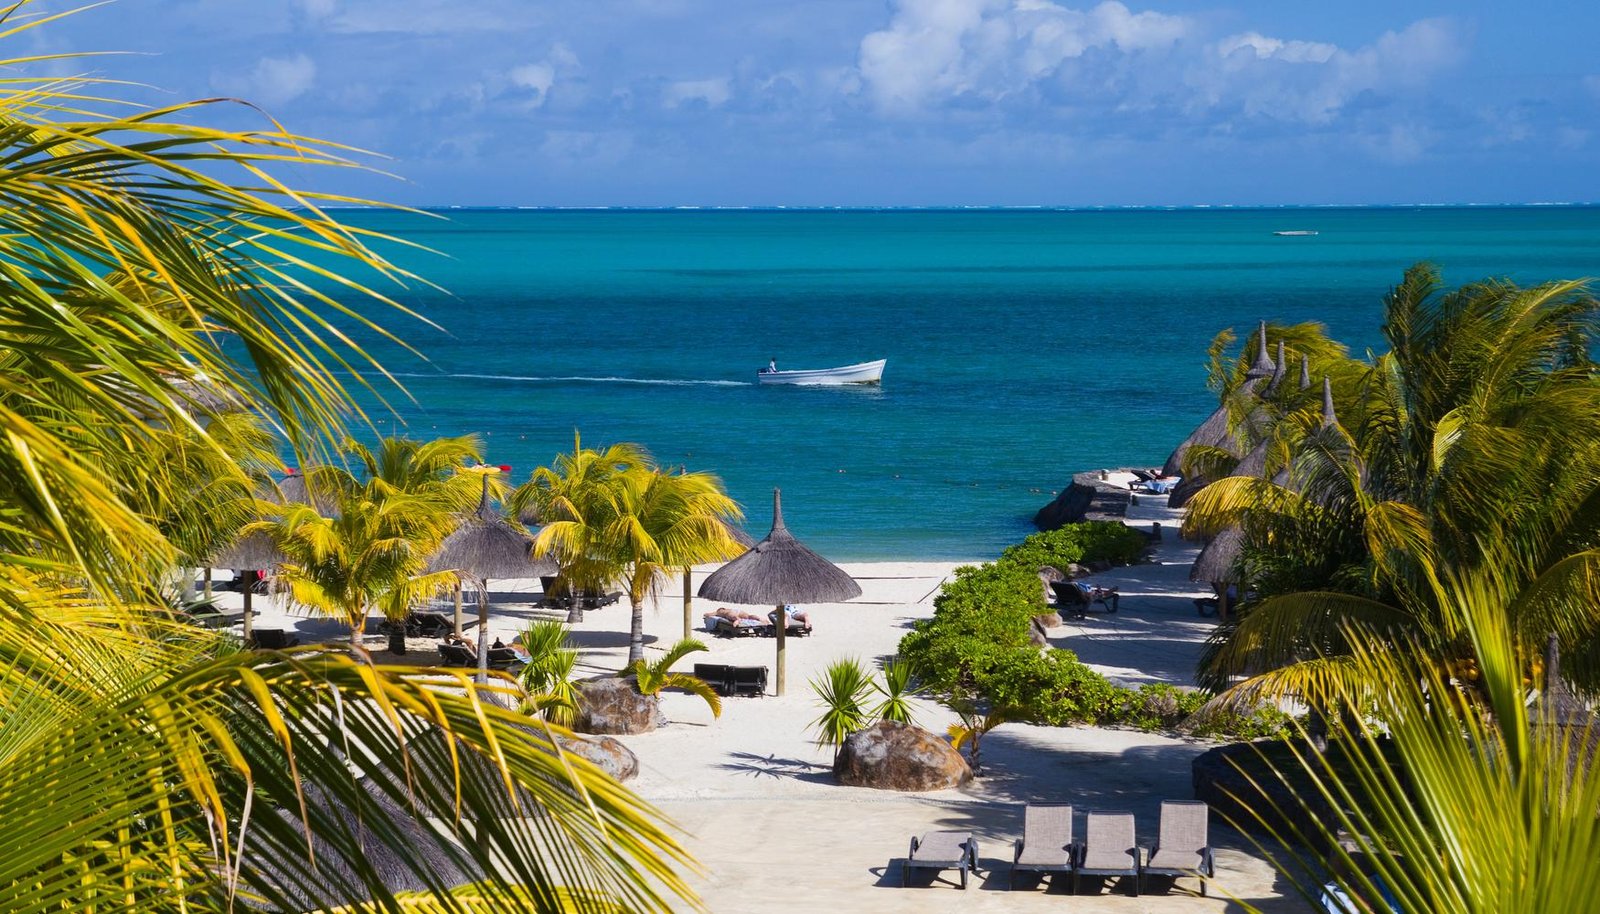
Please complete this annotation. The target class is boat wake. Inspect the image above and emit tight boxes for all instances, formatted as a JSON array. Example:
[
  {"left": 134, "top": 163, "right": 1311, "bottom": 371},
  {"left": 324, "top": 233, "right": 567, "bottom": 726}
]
[{"left": 392, "top": 371, "right": 749, "bottom": 388}]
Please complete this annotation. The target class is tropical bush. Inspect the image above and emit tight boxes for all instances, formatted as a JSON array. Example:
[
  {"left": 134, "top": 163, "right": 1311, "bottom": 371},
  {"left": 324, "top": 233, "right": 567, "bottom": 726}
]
[
  {"left": 999, "top": 521, "right": 1149, "bottom": 573},
  {"left": 518, "top": 620, "right": 582, "bottom": 726}
]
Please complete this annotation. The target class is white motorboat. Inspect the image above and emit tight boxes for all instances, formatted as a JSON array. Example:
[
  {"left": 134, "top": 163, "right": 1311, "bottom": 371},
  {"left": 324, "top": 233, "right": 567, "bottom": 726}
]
[
  {"left": 757, "top": 358, "right": 886, "bottom": 386},
  {"left": 1273, "top": 230, "right": 1319, "bottom": 236}
]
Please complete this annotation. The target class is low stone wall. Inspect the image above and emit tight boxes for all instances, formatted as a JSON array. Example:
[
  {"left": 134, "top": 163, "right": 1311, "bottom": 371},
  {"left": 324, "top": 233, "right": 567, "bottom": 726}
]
[{"left": 1032, "top": 470, "right": 1134, "bottom": 531}]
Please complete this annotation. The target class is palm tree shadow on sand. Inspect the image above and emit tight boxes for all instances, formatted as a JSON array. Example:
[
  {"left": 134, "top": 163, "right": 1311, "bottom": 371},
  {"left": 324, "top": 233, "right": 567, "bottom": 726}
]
[{"left": 716, "top": 751, "right": 833, "bottom": 783}]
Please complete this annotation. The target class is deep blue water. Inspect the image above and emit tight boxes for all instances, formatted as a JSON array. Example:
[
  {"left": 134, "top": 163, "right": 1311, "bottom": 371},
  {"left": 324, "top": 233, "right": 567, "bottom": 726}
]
[{"left": 316, "top": 207, "right": 1600, "bottom": 560}]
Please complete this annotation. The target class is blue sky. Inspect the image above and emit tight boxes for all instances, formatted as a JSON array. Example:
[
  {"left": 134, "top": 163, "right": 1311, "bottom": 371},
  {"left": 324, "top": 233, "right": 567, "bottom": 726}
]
[{"left": 35, "top": 0, "right": 1600, "bottom": 206}]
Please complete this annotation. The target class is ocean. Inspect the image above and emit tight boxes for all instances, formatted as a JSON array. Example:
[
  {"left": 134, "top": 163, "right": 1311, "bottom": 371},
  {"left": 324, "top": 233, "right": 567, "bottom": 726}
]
[{"left": 320, "top": 206, "right": 1600, "bottom": 561}]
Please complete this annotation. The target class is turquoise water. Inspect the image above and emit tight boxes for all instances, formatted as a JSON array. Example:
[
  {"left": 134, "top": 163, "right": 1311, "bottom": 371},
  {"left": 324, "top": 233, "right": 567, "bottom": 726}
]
[{"left": 323, "top": 207, "right": 1600, "bottom": 560}]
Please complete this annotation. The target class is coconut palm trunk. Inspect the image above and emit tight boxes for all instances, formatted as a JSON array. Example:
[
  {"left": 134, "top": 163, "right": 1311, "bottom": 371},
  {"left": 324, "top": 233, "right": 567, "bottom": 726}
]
[
  {"left": 476, "top": 578, "right": 491, "bottom": 680},
  {"left": 629, "top": 595, "right": 647, "bottom": 665},
  {"left": 683, "top": 567, "right": 693, "bottom": 639}
]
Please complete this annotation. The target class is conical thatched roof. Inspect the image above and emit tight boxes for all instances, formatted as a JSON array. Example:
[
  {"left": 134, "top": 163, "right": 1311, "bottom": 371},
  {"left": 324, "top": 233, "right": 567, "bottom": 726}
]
[
  {"left": 698, "top": 489, "right": 861, "bottom": 605},
  {"left": 1264, "top": 341, "right": 1287, "bottom": 393},
  {"left": 1189, "top": 527, "right": 1245, "bottom": 584},
  {"left": 1245, "top": 321, "right": 1275, "bottom": 379},
  {"left": 278, "top": 468, "right": 340, "bottom": 515},
  {"left": 428, "top": 475, "right": 555, "bottom": 580},
  {"left": 1231, "top": 437, "right": 1272, "bottom": 480},
  {"left": 211, "top": 529, "right": 284, "bottom": 570},
  {"left": 1163, "top": 403, "right": 1233, "bottom": 477},
  {"left": 1321, "top": 376, "right": 1338, "bottom": 429},
  {"left": 1299, "top": 354, "right": 1311, "bottom": 390}
]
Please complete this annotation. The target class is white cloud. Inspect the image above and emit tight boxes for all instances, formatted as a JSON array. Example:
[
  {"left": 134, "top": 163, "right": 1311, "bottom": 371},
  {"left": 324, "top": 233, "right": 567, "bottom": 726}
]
[
  {"left": 508, "top": 45, "right": 580, "bottom": 109},
  {"left": 856, "top": 0, "right": 1192, "bottom": 111},
  {"left": 663, "top": 77, "right": 731, "bottom": 109},
  {"left": 1203, "top": 18, "right": 1464, "bottom": 124},
  {"left": 295, "top": 0, "right": 336, "bottom": 19},
  {"left": 221, "top": 54, "right": 317, "bottom": 108}
]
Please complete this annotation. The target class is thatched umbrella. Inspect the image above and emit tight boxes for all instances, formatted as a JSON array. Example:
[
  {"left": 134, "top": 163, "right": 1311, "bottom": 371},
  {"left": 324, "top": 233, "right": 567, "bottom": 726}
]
[
  {"left": 681, "top": 520, "right": 756, "bottom": 638},
  {"left": 211, "top": 530, "right": 284, "bottom": 643},
  {"left": 697, "top": 489, "right": 861, "bottom": 695},
  {"left": 428, "top": 471, "right": 555, "bottom": 678},
  {"left": 1189, "top": 527, "right": 1245, "bottom": 620},
  {"left": 1299, "top": 353, "right": 1311, "bottom": 390}
]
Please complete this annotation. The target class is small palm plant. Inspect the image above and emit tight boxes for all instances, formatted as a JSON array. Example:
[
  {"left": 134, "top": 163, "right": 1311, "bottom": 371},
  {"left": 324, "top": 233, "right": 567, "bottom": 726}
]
[
  {"left": 627, "top": 638, "right": 722, "bottom": 718},
  {"left": 810, "top": 657, "right": 875, "bottom": 764},
  {"left": 518, "top": 620, "right": 582, "bottom": 726},
  {"left": 871, "top": 658, "right": 919, "bottom": 726},
  {"left": 947, "top": 699, "right": 1013, "bottom": 776}
]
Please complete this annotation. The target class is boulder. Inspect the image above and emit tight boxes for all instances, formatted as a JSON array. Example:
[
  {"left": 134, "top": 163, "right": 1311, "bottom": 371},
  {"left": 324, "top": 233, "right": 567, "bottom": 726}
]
[
  {"left": 557, "top": 734, "right": 640, "bottom": 782},
  {"left": 1036, "top": 565, "right": 1066, "bottom": 603},
  {"left": 834, "top": 720, "right": 972, "bottom": 791},
  {"left": 573, "top": 676, "right": 665, "bottom": 735},
  {"left": 1028, "top": 615, "right": 1050, "bottom": 647},
  {"left": 1167, "top": 474, "right": 1209, "bottom": 509},
  {"left": 1034, "top": 612, "right": 1063, "bottom": 629}
]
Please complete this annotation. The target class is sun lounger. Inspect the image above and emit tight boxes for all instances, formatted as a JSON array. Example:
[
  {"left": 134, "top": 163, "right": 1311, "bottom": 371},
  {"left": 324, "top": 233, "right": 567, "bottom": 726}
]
[
  {"left": 1142, "top": 801, "right": 1214, "bottom": 895},
  {"left": 251, "top": 628, "right": 299, "bottom": 649},
  {"left": 1010, "top": 803, "right": 1074, "bottom": 889},
  {"left": 1075, "top": 810, "right": 1141, "bottom": 896},
  {"left": 903, "top": 831, "right": 978, "bottom": 890},
  {"left": 693, "top": 663, "right": 736, "bottom": 696},
  {"left": 486, "top": 646, "right": 521, "bottom": 671},
  {"left": 1049, "top": 580, "right": 1119, "bottom": 617},
  {"left": 704, "top": 614, "right": 769, "bottom": 638},
  {"left": 405, "top": 611, "right": 453, "bottom": 638},
  {"left": 436, "top": 642, "right": 477, "bottom": 667},
  {"left": 730, "top": 665, "right": 768, "bottom": 697}
]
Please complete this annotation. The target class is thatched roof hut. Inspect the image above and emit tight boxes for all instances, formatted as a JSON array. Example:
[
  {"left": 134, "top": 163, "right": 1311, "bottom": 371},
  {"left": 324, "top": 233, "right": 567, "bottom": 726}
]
[
  {"left": 1189, "top": 526, "right": 1245, "bottom": 585},
  {"left": 427, "top": 472, "right": 554, "bottom": 675},
  {"left": 1299, "top": 353, "right": 1311, "bottom": 390},
  {"left": 1321, "top": 375, "right": 1338, "bottom": 429},
  {"left": 698, "top": 489, "right": 860, "bottom": 695},
  {"left": 1246, "top": 321, "right": 1276, "bottom": 379}
]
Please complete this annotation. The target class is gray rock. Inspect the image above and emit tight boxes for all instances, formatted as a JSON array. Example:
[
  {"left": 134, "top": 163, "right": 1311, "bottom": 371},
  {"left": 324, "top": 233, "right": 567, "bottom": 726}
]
[
  {"left": 1029, "top": 615, "right": 1050, "bottom": 647},
  {"left": 834, "top": 720, "right": 972, "bottom": 791},
  {"left": 1034, "top": 612, "right": 1063, "bottom": 629},
  {"left": 1036, "top": 566, "right": 1066, "bottom": 603},
  {"left": 557, "top": 734, "right": 640, "bottom": 782},
  {"left": 573, "top": 676, "right": 665, "bottom": 735}
]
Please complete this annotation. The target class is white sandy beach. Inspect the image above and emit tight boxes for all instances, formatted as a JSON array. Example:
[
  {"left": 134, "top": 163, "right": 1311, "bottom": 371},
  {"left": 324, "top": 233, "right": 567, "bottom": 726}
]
[{"left": 209, "top": 489, "right": 1312, "bottom": 914}]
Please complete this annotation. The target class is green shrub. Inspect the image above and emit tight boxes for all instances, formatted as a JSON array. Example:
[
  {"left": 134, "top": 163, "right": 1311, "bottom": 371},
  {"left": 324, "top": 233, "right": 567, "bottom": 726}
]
[{"left": 999, "top": 522, "right": 1148, "bottom": 573}]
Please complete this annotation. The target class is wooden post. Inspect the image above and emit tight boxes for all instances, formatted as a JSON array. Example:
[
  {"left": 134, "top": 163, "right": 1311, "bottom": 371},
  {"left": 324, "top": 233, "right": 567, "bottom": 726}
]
[
  {"left": 453, "top": 583, "right": 464, "bottom": 636},
  {"left": 682, "top": 568, "right": 693, "bottom": 639},
  {"left": 774, "top": 603, "right": 786, "bottom": 696},
  {"left": 203, "top": 567, "right": 213, "bottom": 600},
  {"left": 476, "top": 582, "right": 490, "bottom": 682},
  {"left": 242, "top": 574, "right": 254, "bottom": 643}
]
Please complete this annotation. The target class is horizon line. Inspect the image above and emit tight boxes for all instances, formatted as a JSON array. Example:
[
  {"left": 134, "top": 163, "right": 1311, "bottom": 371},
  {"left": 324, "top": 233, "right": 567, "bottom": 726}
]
[{"left": 311, "top": 201, "right": 1600, "bottom": 213}]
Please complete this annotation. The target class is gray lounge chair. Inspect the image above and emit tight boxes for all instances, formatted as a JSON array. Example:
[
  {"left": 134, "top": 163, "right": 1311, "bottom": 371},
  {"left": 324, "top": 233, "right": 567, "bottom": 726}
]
[
  {"left": 1010, "top": 803, "right": 1074, "bottom": 889},
  {"left": 1075, "top": 810, "right": 1141, "bottom": 896},
  {"left": 903, "top": 831, "right": 978, "bottom": 890},
  {"left": 1142, "top": 801, "right": 1215, "bottom": 896}
]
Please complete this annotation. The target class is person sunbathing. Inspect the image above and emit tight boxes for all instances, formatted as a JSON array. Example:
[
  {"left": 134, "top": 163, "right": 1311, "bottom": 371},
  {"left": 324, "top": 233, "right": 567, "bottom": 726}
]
[{"left": 768, "top": 604, "right": 812, "bottom": 632}]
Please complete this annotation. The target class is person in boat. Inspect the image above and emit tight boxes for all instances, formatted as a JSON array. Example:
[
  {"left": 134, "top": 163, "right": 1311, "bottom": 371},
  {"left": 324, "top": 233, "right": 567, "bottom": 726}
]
[{"left": 766, "top": 357, "right": 777, "bottom": 374}]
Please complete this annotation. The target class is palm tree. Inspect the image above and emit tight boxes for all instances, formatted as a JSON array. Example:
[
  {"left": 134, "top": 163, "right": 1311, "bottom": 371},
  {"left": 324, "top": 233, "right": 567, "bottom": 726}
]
[
  {"left": 513, "top": 434, "right": 649, "bottom": 622},
  {"left": 259, "top": 493, "right": 460, "bottom": 656},
  {"left": 1184, "top": 265, "right": 1600, "bottom": 710},
  {"left": 1253, "top": 563, "right": 1600, "bottom": 914},
  {"left": 0, "top": 6, "right": 704, "bottom": 909},
  {"left": 810, "top": 658, "right": 874, "bottom": 765},
  {"left": 627, "top": 638, "right": 722, "bottom": 719},
  {"left": 609, "top": 466, "right": 744, "bottom": 664}
]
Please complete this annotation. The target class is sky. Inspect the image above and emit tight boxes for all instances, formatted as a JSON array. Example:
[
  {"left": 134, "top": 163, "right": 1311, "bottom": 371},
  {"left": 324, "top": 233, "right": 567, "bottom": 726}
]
[{"left": 31, "top": 0, "right": 1600, "bottom": 206}]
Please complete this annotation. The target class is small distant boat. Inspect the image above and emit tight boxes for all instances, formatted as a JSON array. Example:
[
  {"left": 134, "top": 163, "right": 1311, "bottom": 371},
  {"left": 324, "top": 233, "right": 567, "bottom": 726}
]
[
  {"left": 757, "top": 359, "right": 886, "bottom": 386},
  {"left": 1273, "top": 230, "right": 1319, "bottom": 236}
]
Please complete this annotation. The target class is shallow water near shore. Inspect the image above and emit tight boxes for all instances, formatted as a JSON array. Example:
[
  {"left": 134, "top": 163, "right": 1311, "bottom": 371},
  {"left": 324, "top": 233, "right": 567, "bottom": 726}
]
[{"left": 320, "top": 206, "right": 1600, "bottom": 560}]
